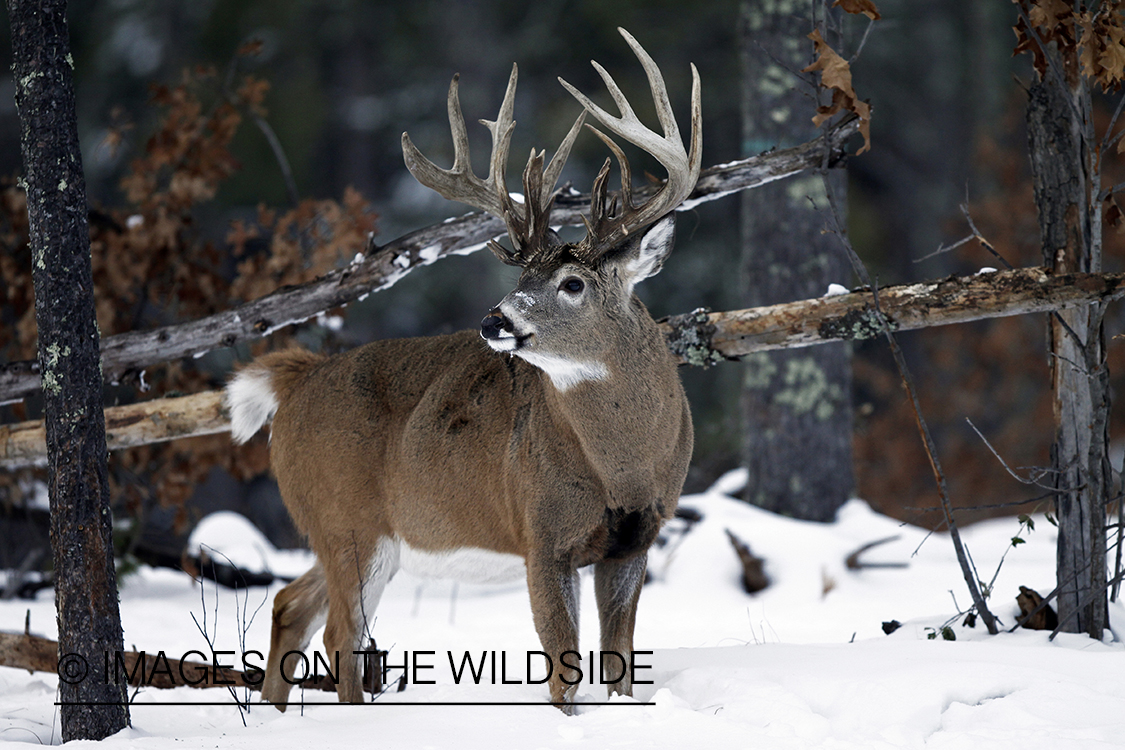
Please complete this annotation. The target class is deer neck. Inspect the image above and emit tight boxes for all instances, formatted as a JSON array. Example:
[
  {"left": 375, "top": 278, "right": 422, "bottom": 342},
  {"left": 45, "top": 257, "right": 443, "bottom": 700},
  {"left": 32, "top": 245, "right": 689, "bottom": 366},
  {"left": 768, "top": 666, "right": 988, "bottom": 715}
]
[{"left": 536, "top": 299, "right": 684, "bottom": 507}]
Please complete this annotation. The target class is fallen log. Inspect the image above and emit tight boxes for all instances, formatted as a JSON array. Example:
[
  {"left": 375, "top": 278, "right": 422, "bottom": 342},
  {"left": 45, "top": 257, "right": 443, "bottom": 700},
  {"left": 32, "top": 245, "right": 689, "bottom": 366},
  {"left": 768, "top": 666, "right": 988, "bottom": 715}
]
[
  {"left": 0, "top": 630, "right": 261, "bottom": 690},
  {"left": 0, "top": 631, "right": 387, "bottom": 695},
  {"left": 2, "top": 391, "right": 227, "bottom": 468},
  {"left": 3, "top": 267, "right": 1122, "bottom": 468},
  {"left": 0, "top": 116, "right": 860, "bottom": 405}
]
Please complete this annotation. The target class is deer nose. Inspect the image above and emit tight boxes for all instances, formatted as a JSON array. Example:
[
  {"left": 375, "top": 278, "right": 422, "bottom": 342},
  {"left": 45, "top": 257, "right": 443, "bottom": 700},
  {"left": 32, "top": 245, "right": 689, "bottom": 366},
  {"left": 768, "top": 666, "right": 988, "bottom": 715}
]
[{"left": 480, "top": 309, "right": 513, "bottom": 340}]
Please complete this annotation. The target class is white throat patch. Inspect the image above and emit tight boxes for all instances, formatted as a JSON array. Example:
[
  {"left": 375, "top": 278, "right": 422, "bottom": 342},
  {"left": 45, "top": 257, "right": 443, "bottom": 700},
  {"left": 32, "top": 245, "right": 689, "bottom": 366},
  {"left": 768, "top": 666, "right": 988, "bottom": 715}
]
[{"left": 516, "top": 351, "right": 609, "bottom": 392}]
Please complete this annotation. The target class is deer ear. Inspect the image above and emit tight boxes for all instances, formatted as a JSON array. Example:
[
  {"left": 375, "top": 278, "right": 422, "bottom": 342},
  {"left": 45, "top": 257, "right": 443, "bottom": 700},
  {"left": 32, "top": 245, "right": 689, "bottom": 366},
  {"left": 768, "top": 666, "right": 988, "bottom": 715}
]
[{"left": 613, "top": 214, "right": 677, "bottom": 295}]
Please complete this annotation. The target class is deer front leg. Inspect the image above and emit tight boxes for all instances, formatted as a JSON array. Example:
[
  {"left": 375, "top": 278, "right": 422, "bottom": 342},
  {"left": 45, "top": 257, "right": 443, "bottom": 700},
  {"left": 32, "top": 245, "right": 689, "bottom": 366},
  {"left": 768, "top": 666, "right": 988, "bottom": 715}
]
[
  {"left": 526, "top": 554, "right": 581, "bottom": 713},
  {"left": 594, "top": 552, "right": 646, "bottom": 698}
]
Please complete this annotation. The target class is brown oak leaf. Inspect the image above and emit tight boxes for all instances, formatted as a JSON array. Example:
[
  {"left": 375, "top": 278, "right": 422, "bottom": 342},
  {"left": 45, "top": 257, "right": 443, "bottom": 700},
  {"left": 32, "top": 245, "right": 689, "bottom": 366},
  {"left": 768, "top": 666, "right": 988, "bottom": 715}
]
[
  {"left": 832, "top": 0, "right": 881, "bottom": 21},
  {"left": 802, "top": 30, "right": 872, "bottom": 154}
]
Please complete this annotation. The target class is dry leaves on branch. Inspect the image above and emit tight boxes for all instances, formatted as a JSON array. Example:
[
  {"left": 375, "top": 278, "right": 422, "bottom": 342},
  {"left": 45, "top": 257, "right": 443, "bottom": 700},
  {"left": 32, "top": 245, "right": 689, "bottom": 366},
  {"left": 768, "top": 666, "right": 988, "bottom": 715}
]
[
  {"left": 0, "top": 61, "right": 378, "bottom": 523},
  {"left": 1014, "top": 0, "right": 1125, "bottom": 102},
  {"left": 802, "top": 30, "right": 873, "bottom": 155},
  {"left": 833, "top": 0, "right": 882, "bottom": 21}
]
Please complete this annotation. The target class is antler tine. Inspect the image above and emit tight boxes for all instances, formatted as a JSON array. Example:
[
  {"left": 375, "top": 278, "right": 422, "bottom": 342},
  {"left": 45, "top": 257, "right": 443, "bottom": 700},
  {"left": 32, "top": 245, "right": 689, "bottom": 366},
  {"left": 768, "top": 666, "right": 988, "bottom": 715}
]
[
  {"left": 558, "top": 27, "right": 702, "bottom": 259},
  {"left": 540, "top": 109, "right": 586, "bottom": 214},
  {"left": 586, "top": 125, "right": 634, "bottom": 211},
  {"left": 401, "top": 69, "right": 516, "bottom": 218},
  {"left": 478, "top": 66, "right": 519, "bottom": 243}
]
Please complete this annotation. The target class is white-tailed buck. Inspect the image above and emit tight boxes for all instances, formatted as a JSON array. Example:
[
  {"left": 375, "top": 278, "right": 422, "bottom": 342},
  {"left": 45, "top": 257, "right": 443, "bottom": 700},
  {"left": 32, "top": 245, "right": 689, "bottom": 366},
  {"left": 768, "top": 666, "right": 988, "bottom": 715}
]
[{"left": 225, "top": 27, "right": 700, "bottom": 712}]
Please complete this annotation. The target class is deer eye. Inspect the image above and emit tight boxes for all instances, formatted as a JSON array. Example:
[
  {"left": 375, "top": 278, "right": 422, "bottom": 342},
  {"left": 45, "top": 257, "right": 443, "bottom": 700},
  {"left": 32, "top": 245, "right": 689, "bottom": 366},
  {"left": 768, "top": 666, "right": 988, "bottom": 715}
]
[{"left": 560, "top": 277, "right": 585, "bottom": 294}]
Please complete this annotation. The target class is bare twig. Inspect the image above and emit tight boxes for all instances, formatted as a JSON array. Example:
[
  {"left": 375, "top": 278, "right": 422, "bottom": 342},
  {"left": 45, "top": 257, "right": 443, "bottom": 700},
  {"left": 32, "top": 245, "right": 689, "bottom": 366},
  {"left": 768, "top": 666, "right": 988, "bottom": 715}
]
[
  {"left": 819, "top": 172, "right": 1000, "bottom": 634},
  {"left": 1100, "top": 91, "right": 1125, "bottom": 153},
  {"left": 965, "top": 418, "right": 1056, "bottom": 489},
  {"left": 222, "top": 40, "right": 300, "bottom": 207},
  {"left": 246, "top": 112, "right": 300, "bottom": 208},
  {"left": 905, "top": 491, "right": 1058, "bottom": 514},
  {"left": 1049, "top": 568, "right": 1125, "bottom": 639},
  {"left": 1098, "top": 180, "right": 1125, "bottom": 202},
  {"left": 959, "top": 204, "right": 1015, "bottom": 270},
  {"left": 914, "top": 233, "right": 977, "bottom": 264},
  {"left": 915, "top": 202, "right": 1015, "bottom": 270},
  {"left": 848, "top": 17, "right": 877, "bottom": 64}
]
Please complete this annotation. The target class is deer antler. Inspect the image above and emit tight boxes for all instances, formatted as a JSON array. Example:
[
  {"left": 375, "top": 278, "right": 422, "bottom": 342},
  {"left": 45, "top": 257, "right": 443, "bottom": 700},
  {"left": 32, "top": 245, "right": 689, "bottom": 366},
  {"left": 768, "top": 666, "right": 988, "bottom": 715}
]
[
  {"left": 559, "top": 27, "right": 702, "bottom": 264},
  {"left": 401, "top": 65, "right": 585, "bottom": 266}
]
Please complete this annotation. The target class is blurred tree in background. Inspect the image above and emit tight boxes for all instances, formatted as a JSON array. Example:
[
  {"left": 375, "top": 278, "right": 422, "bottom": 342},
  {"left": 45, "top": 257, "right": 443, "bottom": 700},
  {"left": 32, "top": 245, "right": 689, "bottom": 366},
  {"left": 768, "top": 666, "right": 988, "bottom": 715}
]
[{"left": 2, "top": 0, "right": 1124, "bottom": 553}]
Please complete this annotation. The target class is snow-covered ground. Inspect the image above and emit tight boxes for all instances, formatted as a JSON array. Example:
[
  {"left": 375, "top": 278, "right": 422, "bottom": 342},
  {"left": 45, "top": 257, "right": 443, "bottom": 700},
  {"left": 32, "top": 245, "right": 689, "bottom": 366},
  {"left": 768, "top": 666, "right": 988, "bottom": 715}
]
[{"left": 2, "top": 470, "right": 1124, "bottom": 748}]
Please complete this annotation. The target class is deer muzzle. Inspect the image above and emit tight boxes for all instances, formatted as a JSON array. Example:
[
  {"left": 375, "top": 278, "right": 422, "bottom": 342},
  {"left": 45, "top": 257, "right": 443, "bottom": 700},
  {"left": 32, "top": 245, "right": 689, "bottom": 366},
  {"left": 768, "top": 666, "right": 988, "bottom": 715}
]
[{"left": 480, "top": 309, "right": 518, "bottom": 351}]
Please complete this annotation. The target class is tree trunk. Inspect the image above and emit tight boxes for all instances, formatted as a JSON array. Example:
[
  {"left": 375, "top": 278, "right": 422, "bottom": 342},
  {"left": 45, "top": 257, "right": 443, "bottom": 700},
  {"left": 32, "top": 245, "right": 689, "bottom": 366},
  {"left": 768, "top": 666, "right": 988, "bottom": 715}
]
[
  {"left": 738, "top": 3, "right": 854, "bottom": 520},
  {"left": 8, "top": 0, "right": 130, "bottom": 737},
  {"left": 1025, "top": 63, "right": 1109, "bottom": 637}
]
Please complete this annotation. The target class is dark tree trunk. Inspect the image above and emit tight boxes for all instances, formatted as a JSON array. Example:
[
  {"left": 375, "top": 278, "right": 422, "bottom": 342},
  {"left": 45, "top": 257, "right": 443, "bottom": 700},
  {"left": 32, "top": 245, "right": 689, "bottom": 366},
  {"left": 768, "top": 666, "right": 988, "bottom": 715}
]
[
  {"left": 8, "top": 0, "right": 130, "bottom": 738},
  {"left": 738, "top": 3, "right": 854, "bottom": 520},
  {"left": 1025, "top": 61, "right": 1109, "bottom": 637}
]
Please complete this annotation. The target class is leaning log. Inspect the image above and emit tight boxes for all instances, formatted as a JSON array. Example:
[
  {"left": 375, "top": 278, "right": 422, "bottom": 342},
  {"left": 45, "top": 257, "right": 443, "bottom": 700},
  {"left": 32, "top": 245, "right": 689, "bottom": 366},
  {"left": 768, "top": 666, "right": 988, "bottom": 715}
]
[
  {"left": 2, "top": 267, "right": 1123, "bottom": 468},
  {"left": 662, "top": 267, "right": 1125, "bottom": 366}
]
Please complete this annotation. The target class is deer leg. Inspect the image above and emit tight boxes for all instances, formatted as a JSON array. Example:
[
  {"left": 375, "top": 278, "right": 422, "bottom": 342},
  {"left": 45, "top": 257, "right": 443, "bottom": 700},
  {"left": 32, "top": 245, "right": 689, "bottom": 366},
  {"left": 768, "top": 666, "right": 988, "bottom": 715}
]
[
  {"left": 262, "top": 562, "right": 328, "bottom": 710},
  {"left": 322, "top": 537, "right": 397, "bottom": 703},
  {"left": 594, "top": 552, "right": 646, "bottom": 698},
  {"left": 526, "top": 554, "right": 581, "bottom": 713}
]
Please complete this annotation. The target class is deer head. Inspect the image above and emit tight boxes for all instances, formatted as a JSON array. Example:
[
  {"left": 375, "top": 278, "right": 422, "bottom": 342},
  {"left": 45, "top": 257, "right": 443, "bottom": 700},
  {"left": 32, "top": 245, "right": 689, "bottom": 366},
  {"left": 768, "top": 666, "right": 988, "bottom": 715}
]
[{"left": 402, "top": 27, "right": 701, "bottom": 390}]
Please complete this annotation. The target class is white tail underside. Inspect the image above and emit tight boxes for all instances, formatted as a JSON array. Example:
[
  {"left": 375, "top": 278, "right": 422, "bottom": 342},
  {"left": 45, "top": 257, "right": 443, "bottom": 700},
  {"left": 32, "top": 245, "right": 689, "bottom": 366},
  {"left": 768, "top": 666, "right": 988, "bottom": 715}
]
[{"left": 225, "top": 367, "right": 279, "bottom": 444}]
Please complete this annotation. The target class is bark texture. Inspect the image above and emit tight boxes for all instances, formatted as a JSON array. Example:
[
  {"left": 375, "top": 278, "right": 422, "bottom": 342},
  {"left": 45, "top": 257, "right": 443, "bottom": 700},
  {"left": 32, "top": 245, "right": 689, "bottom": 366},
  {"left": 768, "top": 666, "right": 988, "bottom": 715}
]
[
  {"left": 738, "top": 4, "right": 854, "bottom": 520},
  {"left": 1026, "top": 71, "right": 1109, "bottom": 638},
  {"left": 8, "top": 0, "right": 130, "bottom": 737}
]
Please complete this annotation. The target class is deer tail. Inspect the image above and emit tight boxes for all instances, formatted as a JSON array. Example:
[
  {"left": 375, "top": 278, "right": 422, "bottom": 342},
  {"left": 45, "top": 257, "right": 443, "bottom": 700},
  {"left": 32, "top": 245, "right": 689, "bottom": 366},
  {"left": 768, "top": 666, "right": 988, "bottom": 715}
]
[{"left": 225, "top": 348, "right": 325, "bottom": 444}]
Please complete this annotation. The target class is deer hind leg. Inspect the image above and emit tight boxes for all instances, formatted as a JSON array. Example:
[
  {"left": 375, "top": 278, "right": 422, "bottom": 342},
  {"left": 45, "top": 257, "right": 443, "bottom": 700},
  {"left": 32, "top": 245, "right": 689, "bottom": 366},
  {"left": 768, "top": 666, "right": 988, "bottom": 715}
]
[
  {"left": 526, "top": 554, "right": 581, "bottom": 713},
  {"left": 594, "top": 553, "right": 647, "bottom": 698},
  {"left": 262, "top": 562, "right": 328, "bottom": 710},
  {"left": 322, "top": 536, "right": 398, "bottom": 704}
]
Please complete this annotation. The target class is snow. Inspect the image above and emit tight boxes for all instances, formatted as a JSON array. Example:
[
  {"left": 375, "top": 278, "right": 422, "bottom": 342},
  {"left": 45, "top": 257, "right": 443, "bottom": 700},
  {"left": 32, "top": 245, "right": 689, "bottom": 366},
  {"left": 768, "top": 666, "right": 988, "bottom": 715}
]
[{"left": 3, "top": 471, "right": 1124, "bottom": 748}]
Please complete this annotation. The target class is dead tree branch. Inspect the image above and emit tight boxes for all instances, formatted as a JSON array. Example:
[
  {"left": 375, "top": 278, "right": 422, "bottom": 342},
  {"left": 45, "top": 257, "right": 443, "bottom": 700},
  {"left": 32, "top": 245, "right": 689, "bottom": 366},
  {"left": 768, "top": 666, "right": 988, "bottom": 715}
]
[
  {"left": 661, "top": 267, "right": 1125, "bottom": 365},
  {"left": 844, "top": 536, "right": 907, "bottom": 570},
  {"left": 0, "top": 116, "right": 860, "bottom": 405},
  {"left": 2, "top": 391, "right": 226, "bottom": 469},
  {"left": 818, "top": 173, "right": 1000, "bottom": 635}
]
